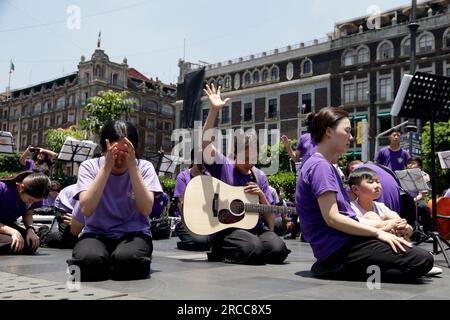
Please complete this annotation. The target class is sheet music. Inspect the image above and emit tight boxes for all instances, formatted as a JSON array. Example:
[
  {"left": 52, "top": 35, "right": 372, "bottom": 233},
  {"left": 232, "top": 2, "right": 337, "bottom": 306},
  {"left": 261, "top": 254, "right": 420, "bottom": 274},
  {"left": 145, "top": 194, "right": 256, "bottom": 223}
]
[
  {"left": 438, "top": 151, "right": 450, "bottom": 169},
  {"left": 0, "top": 131, "right": 14, "bottom": 154},
  {"left": 395, "top": 168, "right": 429, "bottom": 193},
  {"left": 391, "top": 74, "right": 413, "bottom": 117},
  {"left": 58, "top": 136, "right": 97, "bottom": 162}
]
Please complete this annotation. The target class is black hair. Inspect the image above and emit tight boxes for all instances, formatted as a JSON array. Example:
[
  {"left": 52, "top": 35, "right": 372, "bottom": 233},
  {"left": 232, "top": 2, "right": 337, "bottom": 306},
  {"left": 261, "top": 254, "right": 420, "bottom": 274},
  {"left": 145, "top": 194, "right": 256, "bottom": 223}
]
[
  {"left": 346, "top": 159, "right": 363, "bottom": 177},
  {"left": 100, "top": 120, "right": 139, "bottom": 156},
  {"left": 347, "top": 167, "right": 378, "bottom": 188},
  {"left": 389, "top": 128, "right": 401, "bottom": 136},
  {"left": 407, "top": 156, "right": 423, "bottom": 168},
  {"left": 1, "top": 171, "right": 51, "bottom": 199},
  {"left": 50, "top": 180, "right": 62, "bottom": 192},
  {"left": 306, "top": 107, "right": 349, "bottom": 143},
  {"left": 32, "top": 149, "right": 49, "bottom": 163}
]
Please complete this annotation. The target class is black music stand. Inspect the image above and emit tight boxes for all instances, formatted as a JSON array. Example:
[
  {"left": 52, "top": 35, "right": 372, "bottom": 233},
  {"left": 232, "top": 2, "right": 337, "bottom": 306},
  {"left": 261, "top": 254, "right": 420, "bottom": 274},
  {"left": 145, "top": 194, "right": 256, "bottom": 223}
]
[
  {"left": 392, "top": 72, "right": 450, "bottom": 267},
  {"left": 395, "top": 168, "right": 430, "bottom": 243},
  {"left": 0, "top": 131, "right": 15, "bottom": 154},
  {"left": 58, "top": 137, "right": 97, "bottom": 175}
]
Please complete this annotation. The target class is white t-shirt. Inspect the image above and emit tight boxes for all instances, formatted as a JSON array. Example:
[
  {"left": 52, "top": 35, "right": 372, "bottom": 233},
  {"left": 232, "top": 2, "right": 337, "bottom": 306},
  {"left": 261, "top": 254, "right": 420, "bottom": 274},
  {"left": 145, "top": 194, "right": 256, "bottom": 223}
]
[{"left": 350, "top": 200, "right": 394, "bottom": 219}]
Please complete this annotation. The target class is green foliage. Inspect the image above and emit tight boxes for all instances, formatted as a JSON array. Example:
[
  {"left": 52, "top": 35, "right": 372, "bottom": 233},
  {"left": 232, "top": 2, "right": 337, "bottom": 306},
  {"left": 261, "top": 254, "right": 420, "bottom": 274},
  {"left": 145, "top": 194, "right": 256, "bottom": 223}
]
[
  {"left": 50, "top": 173, "right": 78, "bottom": 189},
  {"left": 0, "top": 171, "right": 18, "bottom": 179},
  {"left": 0, "top": 153, "right": 22, "bottom": 173},
  {"left": 259, "top": 139, "right": 297, "bottom": 173},
  {"left": 337, "top": 153, "right": 348, "bottom": 175},
  {"left": 267, "top": 171, "right": 297, "bottom": 201},
  {"left": 159, "top": 176, "right": 176, "bottom": 197},
  {"left": 46, "top": 126, "right": 85, "bottom": 154},
  {"left": 80, "top": 90, "right": 137, "bottom": 138},
  {"left": 421, "top": 119, "right": 450, "bottom": 194}
]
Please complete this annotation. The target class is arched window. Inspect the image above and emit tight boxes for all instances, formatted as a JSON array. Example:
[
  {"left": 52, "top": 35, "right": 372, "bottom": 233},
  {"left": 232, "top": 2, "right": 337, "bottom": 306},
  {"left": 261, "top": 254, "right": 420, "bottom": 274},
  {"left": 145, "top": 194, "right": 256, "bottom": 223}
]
[
  {"left": 243, "top": 72, "right": 251, "bottom": 86},
  {"left": 262, "top": 68, "right": 269, "bottom": 82},
  {"left": 252, "top": 70, "right": 260, "bottom": 83},
  {"left": 343, "top": 50, "right": 355, "bottom": 66},
  {"left": 162, "top": 104, "right": 173, "bottom": 116},
  {"left": 401, "top": 37, "right": 411, "bottom": 56},
  {"left": 270, "top": 66, "right": 279, "bottom": 81},
  {"left": 377, "top": 41, "right": 394, "bottom": 60},
  {"left": 418, "top": 32, "right": 434, "bottom": 52},
  {"left": 224, "top": 76, "right": 232, "bottom": 89},
  {"left": 356, "top": 46, "right": 369, "bottom": 64},
  {"left": 444, "top": 28, "right": 450, "bottom": 48},
  {"left": 217, "top": 77, "right": 224, "bottom": 88},
  {"left": 302, "top": 59, "right": 313, "bottom": 75}
]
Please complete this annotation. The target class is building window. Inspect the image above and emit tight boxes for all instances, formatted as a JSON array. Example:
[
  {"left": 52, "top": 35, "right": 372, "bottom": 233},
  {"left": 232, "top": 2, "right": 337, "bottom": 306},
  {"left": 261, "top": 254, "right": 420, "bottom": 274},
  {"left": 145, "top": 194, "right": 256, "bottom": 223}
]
[
  {"left": 44, "top": 117, "right": 50, "bottom": 127},
  {"left": 447, "top": 67, "right": 450, "bottom": 77},
  {"left": 243, "top": 103, "right": 252, "bottom": 122},
  {"left": 33, "top": 119, "right": 38, "bottom": 130},
  {"left": 378, "top": 41, "right": 394, "bottom": 60},
  {"left": 357, "top": 47, "right": 369, "bottom": 64},
  {"left": 164, "top": 122, "right": 172, "bottom": 131},
  {"left": 2, "top": 124, "right": 6, "bottom": 131},
  {"left": 146, "top": 134, "right": 155, "bottom": 145},
  {"left": 343, "top": 50, "right": 355, "bottom": 66},
  {"left": 266, "top": 123, "right": 278, "bottom": 146},
  {"left": 68, "top": 113, "right": 75, "bottom": 123},
  {"left": 129, "top": 116, "right": 137, "bottom": 125},
  {"left": 221, "top": 106, "right": 230, "bottom": 124},
  {"left": 302, "top": 59, "right": 312, "bottom": 75},
  {"left": 32, "top": 134, "right": 38, "bottom": 146},
  {"left": 243, "top": 72, "right": 251, "bottom": 86},
  {"left": 56, "top": 96, "right": 65, "bottom": 109},
  {"left": 268, "top": 99, "right": 278, "bottom": 118},
  {"left": 379, "top": 77, "right": 393, "bottom": 101},
  {"left": 401, "top": 37, "right": 411, "bottom": 56},
  {"left": 344, "top": 83, "right": 356, "bottom": 103},
  {"left": 301, "top": 93, "right": 312, "bottom": 114},
  {"left": 162, "top": 105, "right": 173, "bottom": 116},
  {"left": 444, "top": 28, "right": 450, "bottom": 48},
  {"left": 224, "top": 76, "right": 232, "bottom": 89},
  {"left": 56, "top": 115, "right": 63, "bottom": 125},
  {"left": 12, "top": 124, "right": 17, "bottom": 133},
  {"left": 21, "top": 136, "right": 27, "bottom": 149},
  {"left": 22, "top": 121, "right": 28, "bottom": 131},
  {"left": 262, "top": 69, "right": 269, "bottom": 82},
  {"left": 270, "top": 66, "right": 279, "bottom": 81},
  {"left": 356, "top": 81, "right": 368, "bottom": 102},
  {"left": 252, "top": 70, "right": 260, "bottom": 84},
  {"left": 33, "top": 103, "right": 41, "bottom": 114},
  {"left": 147, "top": 118, "right": 155, "bottom": 129},
  {"left": 202, "top": 109, "right": 209, "bottom": 124},
  {"left": 418, "top": 33, "right": 434, "bottom": 53},
  {"left": 69, "top": 95, "right": 74, "bottom": 106},
  {"left": 111, "top": 73, "right": 118, "bottom": 85}
]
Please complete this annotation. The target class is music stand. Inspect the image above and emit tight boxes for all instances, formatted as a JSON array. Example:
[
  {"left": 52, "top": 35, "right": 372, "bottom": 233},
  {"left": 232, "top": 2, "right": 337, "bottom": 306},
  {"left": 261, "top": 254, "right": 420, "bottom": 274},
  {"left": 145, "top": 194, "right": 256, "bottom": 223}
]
[
  {"left": 395, "top": 168, "right": 430, "bottom": 243},
  {"left": 58, "top": 137, "right": 97, "bottom": 175},
  {"left": 392, "top": 72, "right": 450, "bottom": 267},
  {"left": 438, "top": 151, "right": 450, "bottom": 170},
  {"left": 0, "top": 131, "right": 15, "bottom": 154}
]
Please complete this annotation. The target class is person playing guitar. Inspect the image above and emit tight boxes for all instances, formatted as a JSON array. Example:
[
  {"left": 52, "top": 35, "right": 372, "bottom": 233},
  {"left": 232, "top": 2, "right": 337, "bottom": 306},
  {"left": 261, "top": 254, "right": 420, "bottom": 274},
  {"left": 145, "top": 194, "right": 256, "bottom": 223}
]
[{"left": 201, "top": 84, "right": 290, "bottom": 265}]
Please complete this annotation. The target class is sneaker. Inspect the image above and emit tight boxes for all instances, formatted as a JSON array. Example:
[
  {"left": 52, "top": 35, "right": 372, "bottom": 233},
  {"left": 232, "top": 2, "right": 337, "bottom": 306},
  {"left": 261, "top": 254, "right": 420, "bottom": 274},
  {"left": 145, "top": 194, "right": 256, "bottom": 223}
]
[{"left": 426, "top": 266, "right": 443, "bottom": 277}]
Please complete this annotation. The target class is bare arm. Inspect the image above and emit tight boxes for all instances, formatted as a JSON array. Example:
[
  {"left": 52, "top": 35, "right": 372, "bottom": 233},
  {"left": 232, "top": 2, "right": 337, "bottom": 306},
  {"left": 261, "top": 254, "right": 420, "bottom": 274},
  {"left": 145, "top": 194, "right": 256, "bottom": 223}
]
[
  {"left": 281, "top": 135, "right": 300, "bottom": 162},
  {"left": 19, "top": 145, "right": 31, "bottom": 166},
  {"left": 129, "top": 163, "right": 154, "bottom": 216},
  {"left": 39, "top": 148, "right": 58, "bottom": 161},
  {"left": 317, "top": 192, "right": 411, "bottom": 253}
]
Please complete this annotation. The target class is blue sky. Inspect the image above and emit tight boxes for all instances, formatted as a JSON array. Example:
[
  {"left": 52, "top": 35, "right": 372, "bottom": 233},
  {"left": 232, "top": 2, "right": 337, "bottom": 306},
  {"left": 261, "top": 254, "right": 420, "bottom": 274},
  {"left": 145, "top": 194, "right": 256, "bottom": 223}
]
[{"left": 1, "top": 0, "right": 416, "bottom": 91}]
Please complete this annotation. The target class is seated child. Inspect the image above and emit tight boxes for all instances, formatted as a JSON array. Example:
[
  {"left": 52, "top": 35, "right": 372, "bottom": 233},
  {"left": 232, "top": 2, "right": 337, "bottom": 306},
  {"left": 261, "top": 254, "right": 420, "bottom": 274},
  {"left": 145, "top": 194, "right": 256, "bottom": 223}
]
[{"left": 348, "top": 167, "right": 413, "bottom": 241}]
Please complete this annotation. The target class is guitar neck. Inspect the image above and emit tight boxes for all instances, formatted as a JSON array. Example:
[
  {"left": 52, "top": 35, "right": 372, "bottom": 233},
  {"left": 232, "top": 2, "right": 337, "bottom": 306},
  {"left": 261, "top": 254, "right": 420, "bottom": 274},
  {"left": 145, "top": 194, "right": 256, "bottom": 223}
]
[{"left": 244, "top": 203, "right": 296, "bottom": 215}]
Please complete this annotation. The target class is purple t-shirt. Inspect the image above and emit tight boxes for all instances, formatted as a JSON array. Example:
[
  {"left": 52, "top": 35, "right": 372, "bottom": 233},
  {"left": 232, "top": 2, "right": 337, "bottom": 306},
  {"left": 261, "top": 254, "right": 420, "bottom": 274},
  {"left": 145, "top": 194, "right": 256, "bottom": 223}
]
[
  {"left": 204, "top": 152, "right": 273, "bottom": 232},
  {"left": 0, "top": 182, "right": 43, "bottom": 223},
  {"left": 73, "top": 157, "right": 163, "bottom": 239},
  {"left": 357, "top": 162, "right": 401, "bottom": 214},
  {"left": 25, "top": 159, "right": 53, "bottom": 176},
  {"left": 54, "top": 184, "right": 78, "bottom": 213},
  {"left": 296, "top": 153, "right": 356, "bottom": 262},
  {"left": 151, "top": 192, "right": 169, "bottom": 219},
  {"left": 296, "top": 133, "right": 317, "bottom": 166},
  {"left": 43, "top": 194, "right": 57, "bottom": 207},
  {"left": 374, "top": 147, "right": 411, "bottom": 172},
  {"left": 173, "top": 169, "right": 211, "bottom": 217}
]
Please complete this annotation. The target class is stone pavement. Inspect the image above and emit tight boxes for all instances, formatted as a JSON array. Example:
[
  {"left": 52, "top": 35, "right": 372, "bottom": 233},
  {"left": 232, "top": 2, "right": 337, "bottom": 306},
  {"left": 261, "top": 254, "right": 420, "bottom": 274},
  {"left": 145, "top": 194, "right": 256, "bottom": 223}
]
[{"left": 0, "top": 237, "right": 449, "bottom": 300}]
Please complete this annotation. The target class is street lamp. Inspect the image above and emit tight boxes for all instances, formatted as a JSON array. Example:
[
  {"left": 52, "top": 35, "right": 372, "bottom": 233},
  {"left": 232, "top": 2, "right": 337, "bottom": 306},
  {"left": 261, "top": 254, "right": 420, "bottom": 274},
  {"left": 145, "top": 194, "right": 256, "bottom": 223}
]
[{"left": 408, "top": 0, "right": 421, "bottom": 133}]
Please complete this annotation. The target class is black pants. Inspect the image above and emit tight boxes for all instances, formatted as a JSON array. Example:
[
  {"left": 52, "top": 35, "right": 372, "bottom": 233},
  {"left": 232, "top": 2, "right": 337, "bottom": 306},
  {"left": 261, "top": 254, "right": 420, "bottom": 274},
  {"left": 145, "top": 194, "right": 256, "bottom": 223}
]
[
  {"left": 0, "top": 222, "right": 37, "bottom": 255},
  {"left": 312, "top": 236, "right": 433, "bottom": 282},
  {"left": 209, "top": 229, "right": 290, "bottom": 265},
  {"left": 175, "top": 223, "right": 210, "bottom": 251},
  {"left": 67, "top": 232, "right": 153, "bottom": 282},
  {"left": 417, "top": 200, "right": 432, "bottom": 234}
]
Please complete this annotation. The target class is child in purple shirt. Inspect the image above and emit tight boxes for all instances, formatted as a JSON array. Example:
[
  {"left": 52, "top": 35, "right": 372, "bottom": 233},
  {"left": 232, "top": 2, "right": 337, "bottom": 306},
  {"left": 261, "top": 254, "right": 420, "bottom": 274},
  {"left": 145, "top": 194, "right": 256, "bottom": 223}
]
[
  {"left": 296, "top": 107, "right": 432, "bottom": 281},
  {"left": 0, "top": 172, "right": 50, "bottom": 255},
  {"left": 202, "top": 84, "right": 289, "bottom": 265},
  {"left": 374, "top": 129, "right": 411, "bottom": 172},
  {"left": 67, "top": 120, "right": 163, "bottom": 281}
]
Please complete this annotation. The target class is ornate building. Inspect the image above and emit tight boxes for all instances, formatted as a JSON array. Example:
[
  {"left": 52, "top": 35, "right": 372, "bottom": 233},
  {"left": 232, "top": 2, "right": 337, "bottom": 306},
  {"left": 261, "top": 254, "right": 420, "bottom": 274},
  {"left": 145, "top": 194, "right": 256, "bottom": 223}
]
[{"left": 0, "top": 49, "right": 176, "bottom": 169}]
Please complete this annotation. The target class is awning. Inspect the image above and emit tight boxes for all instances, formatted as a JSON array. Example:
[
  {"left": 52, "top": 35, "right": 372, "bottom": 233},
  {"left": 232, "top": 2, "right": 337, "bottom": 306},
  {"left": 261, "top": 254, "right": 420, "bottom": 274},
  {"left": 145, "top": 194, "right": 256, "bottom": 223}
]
[{"left": 377, "top": 112, "right": 391, "bottom": 118}]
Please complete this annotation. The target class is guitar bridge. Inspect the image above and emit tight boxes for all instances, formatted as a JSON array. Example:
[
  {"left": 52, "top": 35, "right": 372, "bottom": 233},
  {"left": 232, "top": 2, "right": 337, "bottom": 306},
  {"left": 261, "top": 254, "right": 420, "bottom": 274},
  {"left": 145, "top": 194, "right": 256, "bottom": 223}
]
[{"left": 212, "top": 193, "right": 219, "bottom": 217}]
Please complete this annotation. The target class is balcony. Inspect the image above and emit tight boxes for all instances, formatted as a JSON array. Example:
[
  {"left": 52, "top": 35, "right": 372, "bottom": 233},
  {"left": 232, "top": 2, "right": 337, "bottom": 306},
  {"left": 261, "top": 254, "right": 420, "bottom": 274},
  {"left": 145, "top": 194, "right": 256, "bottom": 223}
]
[{"left": 265, "top": 110, "right": 279, "bottom": 121}]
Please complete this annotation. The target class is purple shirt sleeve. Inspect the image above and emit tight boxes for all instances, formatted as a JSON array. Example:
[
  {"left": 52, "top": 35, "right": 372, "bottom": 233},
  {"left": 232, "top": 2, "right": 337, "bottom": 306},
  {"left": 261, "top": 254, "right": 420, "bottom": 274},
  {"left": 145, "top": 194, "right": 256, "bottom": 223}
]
[
  {"left": 174, "top": 171, "right": 189, "bottom": 198},
  {"left": 25, "top": 159, "right": 34, "bottom": 171}
]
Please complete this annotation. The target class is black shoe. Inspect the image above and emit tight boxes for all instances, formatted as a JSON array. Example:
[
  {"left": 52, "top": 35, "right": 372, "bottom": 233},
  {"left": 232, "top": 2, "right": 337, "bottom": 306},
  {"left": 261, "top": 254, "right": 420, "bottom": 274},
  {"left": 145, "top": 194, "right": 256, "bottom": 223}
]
[{"left": 206, "top": 250, "right": 223, "bottom": 262}]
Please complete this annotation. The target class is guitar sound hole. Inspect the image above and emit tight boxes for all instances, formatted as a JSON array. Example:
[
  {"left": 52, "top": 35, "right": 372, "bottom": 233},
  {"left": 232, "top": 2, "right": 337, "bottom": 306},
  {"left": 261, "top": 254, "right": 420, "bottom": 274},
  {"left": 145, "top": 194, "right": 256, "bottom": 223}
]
[{"left": 229, "top": 200, "right": 245, "bottom": 216}]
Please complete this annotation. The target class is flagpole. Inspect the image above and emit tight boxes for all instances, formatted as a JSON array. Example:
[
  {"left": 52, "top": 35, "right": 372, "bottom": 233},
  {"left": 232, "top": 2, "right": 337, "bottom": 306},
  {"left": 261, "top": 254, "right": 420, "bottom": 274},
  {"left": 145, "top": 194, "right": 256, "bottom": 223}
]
[{"left": 6, "top": 61, "right": 12, "bottom": 132}]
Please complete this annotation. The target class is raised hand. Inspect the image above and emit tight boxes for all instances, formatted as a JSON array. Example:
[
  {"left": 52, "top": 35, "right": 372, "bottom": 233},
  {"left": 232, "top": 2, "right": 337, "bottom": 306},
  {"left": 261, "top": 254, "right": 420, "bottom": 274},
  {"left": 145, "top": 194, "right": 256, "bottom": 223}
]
[
  {"left": 104, "top": 139, "right": 119, "bottom": 170},
  {"left": 203, "top": 84, "right": 230, "bottom": 110},
  {"left": 119, "top": 137, "right": 137, "bottom": 169}
]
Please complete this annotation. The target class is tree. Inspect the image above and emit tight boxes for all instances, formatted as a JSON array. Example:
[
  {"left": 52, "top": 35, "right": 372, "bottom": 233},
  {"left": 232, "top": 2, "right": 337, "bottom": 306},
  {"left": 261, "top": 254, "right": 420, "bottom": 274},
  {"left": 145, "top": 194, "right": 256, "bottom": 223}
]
[
  {"left": 421, "top": 119, "right": 450, "bottom": 194},
  {"left": 80, "top": 90, "right": 137, "bottom": 139},
  {"left": 46, "top": 126, "right": 86, "bottom": 155}
]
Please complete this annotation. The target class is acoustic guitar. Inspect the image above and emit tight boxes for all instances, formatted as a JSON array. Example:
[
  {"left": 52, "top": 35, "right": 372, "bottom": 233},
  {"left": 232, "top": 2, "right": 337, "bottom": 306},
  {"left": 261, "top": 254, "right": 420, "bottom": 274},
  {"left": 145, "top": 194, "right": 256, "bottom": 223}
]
[{"left": 183, "top": 175, "right": 296, "bottom": 235}]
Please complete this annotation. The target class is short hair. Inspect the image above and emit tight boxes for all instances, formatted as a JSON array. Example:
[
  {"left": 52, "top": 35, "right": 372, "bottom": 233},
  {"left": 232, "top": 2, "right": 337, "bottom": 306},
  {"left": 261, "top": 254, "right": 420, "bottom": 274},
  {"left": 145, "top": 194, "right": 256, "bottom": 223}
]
[
  {"left": 346, "top": 159, "right": 363, "bottom": 176},
  {"left": 347, "top": 167, "right": 378, "bottom": 188},
  {"left": 50, "top": 180, "right": 62, "bottom": 192},
  {"left": 389, "top": 128, "right": 401, "bottom": 136},
  {"left": 407, "top": 156, "right": 423, "bottom": 168}
]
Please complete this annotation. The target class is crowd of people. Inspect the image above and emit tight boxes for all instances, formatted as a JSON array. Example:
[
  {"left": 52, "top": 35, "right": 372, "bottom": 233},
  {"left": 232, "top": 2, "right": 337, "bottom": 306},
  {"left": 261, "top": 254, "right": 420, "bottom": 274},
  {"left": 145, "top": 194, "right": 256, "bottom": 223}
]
[{"left": 1, "top": 84, "right": 449, "bottom": 283}]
